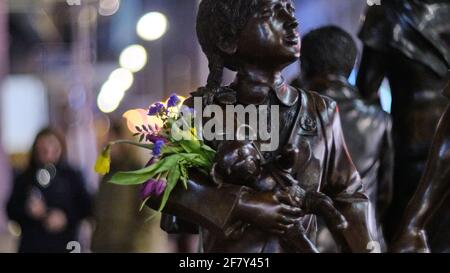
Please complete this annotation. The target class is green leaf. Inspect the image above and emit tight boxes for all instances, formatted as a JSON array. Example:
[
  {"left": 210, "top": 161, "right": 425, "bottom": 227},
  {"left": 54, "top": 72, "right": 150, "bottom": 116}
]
[
  {"left": 201, "top": 151, "right": 215, "bottom": 165},
  {"left": 161, "top": 145, "right": 184, "bottom": 155},
  {"left": 179, "top": 140, "right": 201, "bottom": 153},
  {"left": 109, "top": 172, "right": 154, "bottom": 185},
  {"left": 198, "top": 143, "right": 216, "bottom": 164},
  {"left": 180, "top": 163, "right": 188, "bottom": 189},
  {"left": 178, "top": 153, "right": 200, "bottom": 161},
  {"left": 111, "top": 140, "right": 154, "bottom": 150},
  {"left": 189, "top": 154, "right": 212, "bottom": 168},
  {"left": 115, "top": 162, "right": 159, "bottom": 176},
  {"left": 201, "top": 143, "right": 216, "bottom": 153},
  {"left": 178, "top": 154, "right": 207, "bottom": 168},
  {"left": 158, "top": 165, "right": 181, "bottom": 212},
  {"left": 117, "top": 154, "right": 181, "bottom": 177},
  {"left": 108, "top": 151, "right": 212, "bottom": 186},
  {"left": 152, "top": 155, "right": 183, "bottom": 174}
]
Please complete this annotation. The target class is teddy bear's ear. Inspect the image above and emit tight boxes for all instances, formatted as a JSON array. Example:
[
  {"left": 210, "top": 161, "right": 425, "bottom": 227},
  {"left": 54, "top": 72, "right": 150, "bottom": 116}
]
[{"left": 210, "top": 163, "right": 224, "bottom": 187}]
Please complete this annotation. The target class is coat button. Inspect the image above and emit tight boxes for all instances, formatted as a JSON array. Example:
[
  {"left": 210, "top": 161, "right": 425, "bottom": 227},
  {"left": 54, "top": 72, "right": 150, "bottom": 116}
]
[{"left": 301, "top": 116, "right": 317, "bottom": 132}]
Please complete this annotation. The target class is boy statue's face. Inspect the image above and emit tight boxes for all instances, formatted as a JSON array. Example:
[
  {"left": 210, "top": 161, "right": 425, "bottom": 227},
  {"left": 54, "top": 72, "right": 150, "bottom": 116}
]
[{"left": 234, "top": 0, "right": 300, "bottom": 69}]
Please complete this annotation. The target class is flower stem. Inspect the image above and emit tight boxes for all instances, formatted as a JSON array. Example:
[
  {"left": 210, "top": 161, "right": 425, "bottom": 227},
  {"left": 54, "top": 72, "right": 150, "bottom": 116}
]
[{"left": 108, "top": 140, "right": 154, "bottom": 150}]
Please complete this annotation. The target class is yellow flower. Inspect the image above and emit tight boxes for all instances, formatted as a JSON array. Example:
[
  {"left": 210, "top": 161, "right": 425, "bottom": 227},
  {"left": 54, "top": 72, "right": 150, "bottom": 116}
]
[
  {"left": 190, "top": 127, "right": 198, "bottom": 139},
  {"left": 94, "top": 145, "right": 111, "bottom": 175}
]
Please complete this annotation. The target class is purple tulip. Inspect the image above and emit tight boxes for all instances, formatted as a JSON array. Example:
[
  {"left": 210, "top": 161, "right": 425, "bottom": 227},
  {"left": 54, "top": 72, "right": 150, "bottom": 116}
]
[
  {"left": 140, "top": 178, "right": 167, "bottom": 200},
  {"left": 140, "top": 179, "right": 158, "bottom": 200},
  {"left": 155, "top": 179, "right": 167, "bottom": 196}
]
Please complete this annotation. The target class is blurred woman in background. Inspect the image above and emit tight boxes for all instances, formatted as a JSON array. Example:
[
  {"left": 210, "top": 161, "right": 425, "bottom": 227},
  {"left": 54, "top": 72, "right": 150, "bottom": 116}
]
[{"left": 6, "top": 128, "right": 92, "bottom": 253}]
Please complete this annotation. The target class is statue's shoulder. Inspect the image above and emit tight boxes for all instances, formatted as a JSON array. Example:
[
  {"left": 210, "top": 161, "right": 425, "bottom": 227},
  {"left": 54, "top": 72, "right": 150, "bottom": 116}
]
[
  {"left": 183, "top": 87, "right": 205, "bottom": 108},
  {"left": 358, "top": 4, "right": 392, "bottom": 52},
  {"left": 360, "top": 100, "right": 392, "bottom": 124},
  {"left": 300, "top": 88, "right": 338, "bottom": 123}
]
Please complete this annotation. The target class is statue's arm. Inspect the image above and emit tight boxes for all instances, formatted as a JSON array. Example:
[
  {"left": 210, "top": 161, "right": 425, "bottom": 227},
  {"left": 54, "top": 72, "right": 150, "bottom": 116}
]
[
  {"left": 356, "top": 46, "right": 387, "bottom": 104},
  {"left": 377, "top": 116, "right": 394, "bottom": 219},
  {"left": 322, "top": 102, "right": 376, "bottom": 252},
  {"left": 391, "top": 105, "right": 450, "bottom": 252},
  {"left": 146, "top": 169, "right": 247, "bottom": 237},
  {"left": 357, "top": 4, "right": 390, "bottom": 104}
]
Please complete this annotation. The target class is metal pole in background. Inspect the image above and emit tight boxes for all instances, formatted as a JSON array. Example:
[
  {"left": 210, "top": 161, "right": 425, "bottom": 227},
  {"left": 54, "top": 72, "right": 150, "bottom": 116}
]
[
  {"left": 65, "top": 2, "right": 98, "bottom": 252},
  {"left": 0, "top": 0, "right": 12, "bottom": 235},
  {"left": 66, "top": 2, "right": 98, "bottom": 193}
]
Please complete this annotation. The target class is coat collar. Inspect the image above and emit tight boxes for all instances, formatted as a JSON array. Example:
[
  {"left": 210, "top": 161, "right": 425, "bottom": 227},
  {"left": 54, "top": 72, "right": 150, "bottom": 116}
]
[
  {"left": 224, "top": 78, "right": 299, "bottom": 107},
  {"left": 273, "top": 81, "right": 300, "bottom": 107},
  {"left": 307, "top": 75, "right": 358, "bottom": 102}
]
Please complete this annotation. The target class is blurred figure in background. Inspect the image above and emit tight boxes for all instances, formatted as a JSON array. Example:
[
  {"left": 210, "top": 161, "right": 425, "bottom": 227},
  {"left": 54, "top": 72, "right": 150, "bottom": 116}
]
[
  {"left": 296, "top": 26, "right": 393, "bottom": 252},
  {"left": 6, "top": 128, "right": 92, "bottom": 253}
]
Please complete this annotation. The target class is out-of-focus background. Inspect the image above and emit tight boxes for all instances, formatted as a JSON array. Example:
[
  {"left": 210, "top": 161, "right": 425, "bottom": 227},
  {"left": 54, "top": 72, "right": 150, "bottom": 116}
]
[{"left": 0, "top": 0, "right": 389, "bottom": 252}]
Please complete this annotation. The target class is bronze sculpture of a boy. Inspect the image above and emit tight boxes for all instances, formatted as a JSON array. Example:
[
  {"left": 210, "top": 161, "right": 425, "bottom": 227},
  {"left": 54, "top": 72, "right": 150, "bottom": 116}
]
[{"left": 147, "top": 0, "right": 375, "bottom": 253}]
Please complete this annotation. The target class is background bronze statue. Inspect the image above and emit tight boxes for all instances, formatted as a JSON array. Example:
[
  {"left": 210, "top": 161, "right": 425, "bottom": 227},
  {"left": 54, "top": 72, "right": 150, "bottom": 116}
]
[
  {"left": 357, "top": 0, "right": 450, "bottom": 245},
  {"left": 296, "top": 26, "right": 394, "bottom": 252},
  {"left": 146, "top": 0, "right": 375, "bottom": 253},
  {"left": 391, "top": 79, "right": 450, "bottom": 253}
]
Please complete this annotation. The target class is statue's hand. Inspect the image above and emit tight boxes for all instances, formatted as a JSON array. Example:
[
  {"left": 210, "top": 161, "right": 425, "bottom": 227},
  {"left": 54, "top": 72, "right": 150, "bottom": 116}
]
[
  {"left": 390, "top": 228, "right": 431, "bottom": 253},
  {"left": 304, "top": 191, "right": 348, "bottom": 231},
  {"left": 234, "top": 190, "right": 304, "bottom": 235},
  {"left": 277, "top": 189, "right": 348, "bottom": 230}
]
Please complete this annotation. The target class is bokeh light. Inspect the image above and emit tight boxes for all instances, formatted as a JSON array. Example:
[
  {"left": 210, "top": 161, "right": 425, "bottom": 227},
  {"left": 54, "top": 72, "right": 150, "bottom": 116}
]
[
  {"left": 97, "top": 80, "right": 126, "bottom": 113},
  {"left": 108, "top": 68, "right": 134, "bottom": 92},
  {"left": 99, "top": 0, "right": 120, "bottom": 16},
  {"left": 119, "top": 44, "right": 148, "bottom": 73},
  {"left": 136, "top": 12, "right": 168, "bottom": 41}
]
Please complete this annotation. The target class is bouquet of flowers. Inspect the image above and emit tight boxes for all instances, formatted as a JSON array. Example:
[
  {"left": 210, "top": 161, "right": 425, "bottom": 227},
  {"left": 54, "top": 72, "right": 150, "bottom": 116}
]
[{"left": 94, "top": 95, "right": 215, "bottom": 212}]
